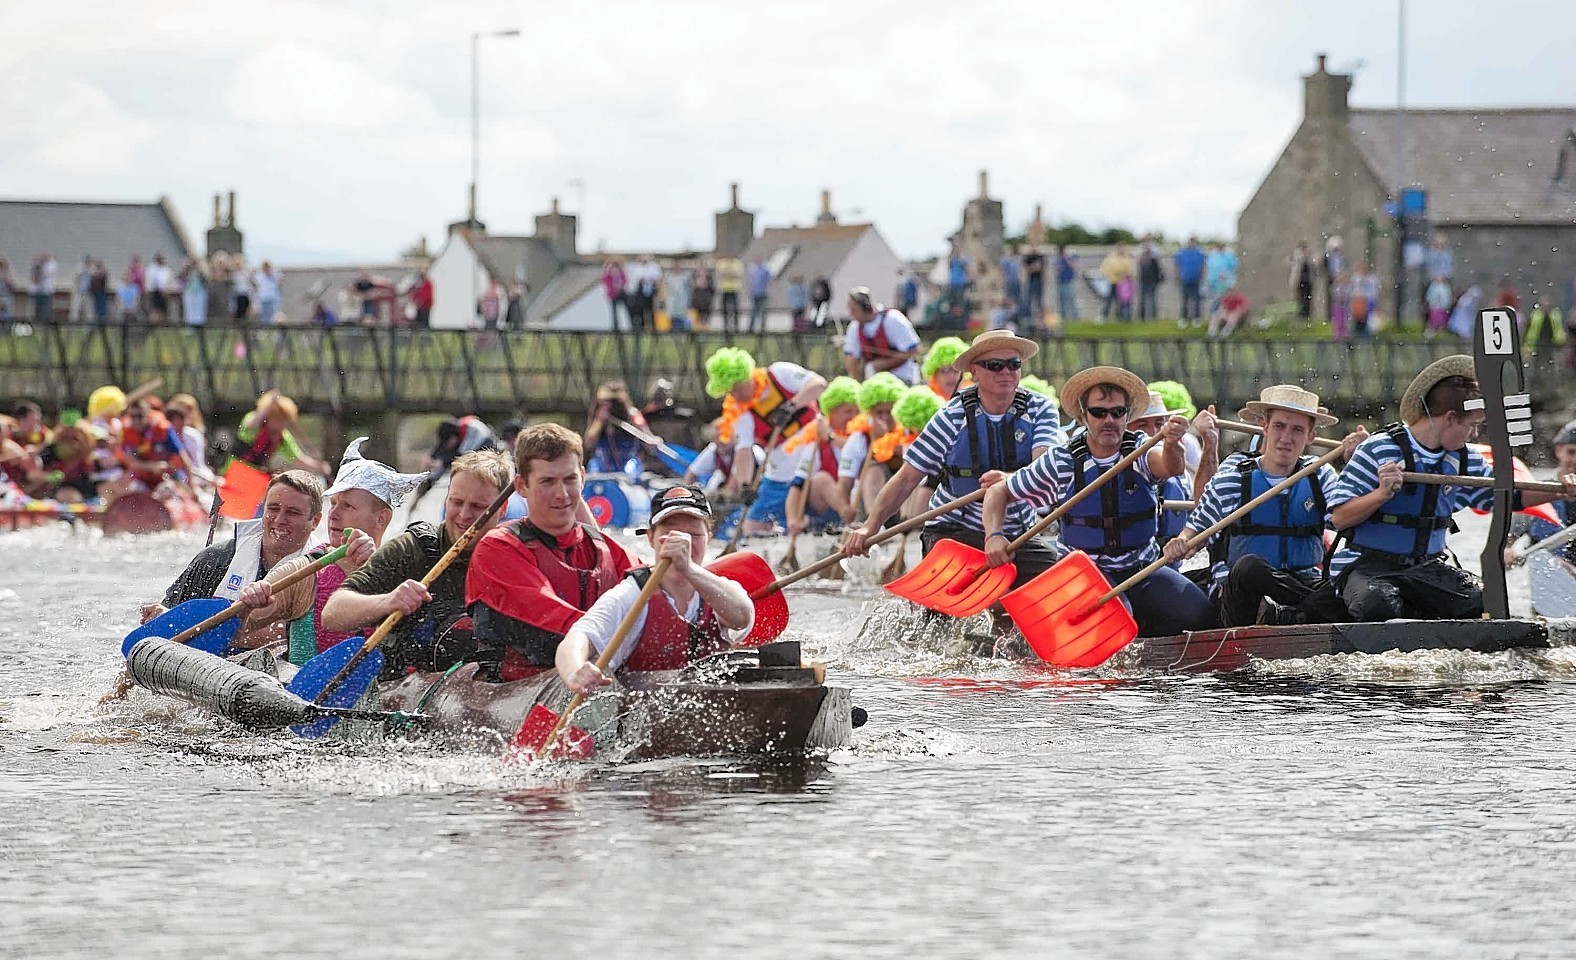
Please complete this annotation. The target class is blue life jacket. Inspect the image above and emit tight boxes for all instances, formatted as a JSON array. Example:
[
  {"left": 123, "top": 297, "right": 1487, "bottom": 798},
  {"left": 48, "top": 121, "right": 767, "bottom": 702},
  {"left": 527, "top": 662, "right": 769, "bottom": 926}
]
[
  {"left": 1347, "top": 422, "right": 1468, "bottom": 565},
  {"left": 1224, "top": 455, "right": 1328, "bottom": 571},
  {"left": 1060, "top": 431, "right": 1158, "bottom": 558},
  {"left": 1158, "top": 475, "right": 1189, "bottom": 542},
  {"left": 942, "top": 387, "right": 1035, "bottom": 496}
]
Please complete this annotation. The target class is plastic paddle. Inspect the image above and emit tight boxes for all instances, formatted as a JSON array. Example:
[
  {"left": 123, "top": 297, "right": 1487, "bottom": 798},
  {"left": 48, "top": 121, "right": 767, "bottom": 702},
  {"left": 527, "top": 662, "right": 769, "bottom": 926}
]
[
  {"left": 287, "top": 485, "right": 514, "bottom": 733},
  {"left": 1004, "top": 445, "right": 1347, "bottom": 668},
  {"left": 885, "top": 431, "right": 1167, "bottom": 618},
  {"left": 612, "top": 418, "right": 699, "bottom": 475},
  {"left": 1519, "top": 521, "right": 1576, "bottom": 560},
  {"left": 512, "top": 558, "right": 673, "bottom": 762}
]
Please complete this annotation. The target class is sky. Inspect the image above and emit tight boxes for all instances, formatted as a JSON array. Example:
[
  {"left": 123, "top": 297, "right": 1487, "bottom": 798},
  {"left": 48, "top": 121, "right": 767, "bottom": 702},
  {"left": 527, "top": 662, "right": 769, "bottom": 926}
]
[{"left": 4, "top": 0, "right": 1575, "bottom": 265}]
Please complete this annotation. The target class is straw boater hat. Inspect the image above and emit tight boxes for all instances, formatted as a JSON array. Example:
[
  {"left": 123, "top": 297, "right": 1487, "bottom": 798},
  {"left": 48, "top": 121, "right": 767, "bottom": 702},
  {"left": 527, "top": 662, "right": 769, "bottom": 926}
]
[
  {"left": 1131, "top": 391, "right": 1192, "bottom": 423},
  {"left": 954, "top": 329, "right": 1039, "bottom": 370},
  {"left": 322, "top": 437, "right": 428, "bottom": 508},
  {"left": 1238, "top": 384, "right": 1339, "bottom": 427},
  {"left": 1060, "top": 366, "right": 1150, "bottom": 421},
  {"left": 1400, "top": 355, "right": 1476, "bottom": 423},
  {"left": 255, "top": 389, "right": 299, "bottom": 426}
]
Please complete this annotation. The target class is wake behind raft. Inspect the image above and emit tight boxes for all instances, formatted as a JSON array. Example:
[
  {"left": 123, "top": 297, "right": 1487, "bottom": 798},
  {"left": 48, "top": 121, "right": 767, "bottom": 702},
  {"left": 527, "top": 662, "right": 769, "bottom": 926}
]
[{"left": 124, "top": 638, "right": 420, "bottom": 730}]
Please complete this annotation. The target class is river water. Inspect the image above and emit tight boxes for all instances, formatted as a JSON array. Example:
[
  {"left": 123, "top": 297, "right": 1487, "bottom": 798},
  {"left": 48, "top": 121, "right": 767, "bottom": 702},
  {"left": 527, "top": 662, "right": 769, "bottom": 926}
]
[{"left": 4, "top": 514, "right": 1576, "bottom": 959}]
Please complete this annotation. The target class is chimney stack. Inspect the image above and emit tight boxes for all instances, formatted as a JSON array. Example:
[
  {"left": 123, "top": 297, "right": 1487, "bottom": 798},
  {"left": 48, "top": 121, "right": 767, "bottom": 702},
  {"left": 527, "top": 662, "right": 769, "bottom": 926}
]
[
  {"left": 714, "top": 183, "right": 756, "bottom": 257},
  {"left": 1303, "top": 51, "right": 1351, "bottom": 123}
]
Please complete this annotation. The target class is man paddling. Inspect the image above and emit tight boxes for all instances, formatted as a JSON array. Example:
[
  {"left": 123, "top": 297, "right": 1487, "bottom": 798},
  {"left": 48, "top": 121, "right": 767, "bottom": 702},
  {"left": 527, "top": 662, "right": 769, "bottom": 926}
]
[
  {"left": 1161, "top": 385, "right": 1366, "bottom": 626},
  {"left": 841, "top": 330, "right": 1066, "bottom": 586},
  {"left": 234, "top": 391, "right": 329, "bottom": 476},
  {"left": 982, "top": 365, "right": 1216, "bottom": 637},
  {"left": 464, "top": 424, "right": 636, "bottom": 681},
  {"left": 320, "top": 450, "right": 512, "bottom": 677},
  {"left": 1329, "top": 357, "right": 1576, "bottom": 621},
  {"left": 784, "top": 376, "right": 861, "bottom": 535},
  {"left": 558, "top": 486, "right": 753, "bottom": 694},
  {"left": 843, "top": 286, "right": 922, "bottom": 383},
  {"left": 1509, "top": 419, "right": 1576, "bottom": 569},
  {"left": 232, "top": 438, "right": 426, "bottom": 659}
]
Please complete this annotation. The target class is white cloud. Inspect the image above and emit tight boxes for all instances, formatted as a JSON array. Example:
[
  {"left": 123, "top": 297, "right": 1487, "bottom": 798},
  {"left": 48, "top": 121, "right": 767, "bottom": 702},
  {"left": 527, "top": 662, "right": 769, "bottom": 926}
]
[{"left": 226, "top": 42, "right": 437, "bottom": 131}]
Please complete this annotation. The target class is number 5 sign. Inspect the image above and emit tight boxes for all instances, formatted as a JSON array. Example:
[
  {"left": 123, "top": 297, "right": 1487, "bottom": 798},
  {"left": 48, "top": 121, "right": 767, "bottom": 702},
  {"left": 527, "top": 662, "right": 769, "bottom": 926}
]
[{"left": 1481, "top": 308, "right": 1515, "bottom": 355}]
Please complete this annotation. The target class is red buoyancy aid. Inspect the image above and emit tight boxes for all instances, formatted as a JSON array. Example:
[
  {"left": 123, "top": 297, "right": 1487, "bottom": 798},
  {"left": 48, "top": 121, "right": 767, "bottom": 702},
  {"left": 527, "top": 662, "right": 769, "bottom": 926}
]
[
  {"left": 119, "top": 414, "right": 178, "bottom": 485},
  {"left": 750, "top": 367, "right": 818, "bottom": 446},
  {"left": 619, "top": 568, "right": 730, "bottom": 671},
  {"left": 816, "top": 438, "right": 839, "bottom": 477},
  {"left": 240, "top": 427, "right": 281, "bottom": 468},
  {"left": 856, "top": 312, "right": 893, "bottom": 363},
  {"left": 499, "top": 520, "right": 625, "bottom": 679}
]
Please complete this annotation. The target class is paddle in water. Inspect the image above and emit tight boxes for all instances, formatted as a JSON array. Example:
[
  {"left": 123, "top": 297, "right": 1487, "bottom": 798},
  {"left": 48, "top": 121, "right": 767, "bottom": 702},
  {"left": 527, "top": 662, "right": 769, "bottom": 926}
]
[
  {"left": 286, "top": 486, "right": 514, "bottom": 737},
  {"left": 1003, "top": 446, "right": 1347, "bottom": 668},
  {"left": 511, "top": 559, "right": 672, "bottom": 762}
]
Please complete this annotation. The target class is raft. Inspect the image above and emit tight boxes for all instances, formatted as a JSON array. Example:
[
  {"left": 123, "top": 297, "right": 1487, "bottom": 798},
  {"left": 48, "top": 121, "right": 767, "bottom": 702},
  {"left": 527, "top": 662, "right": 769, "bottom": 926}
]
[{"left": 0, "top": 491, "right": 206, "bottom": 534}]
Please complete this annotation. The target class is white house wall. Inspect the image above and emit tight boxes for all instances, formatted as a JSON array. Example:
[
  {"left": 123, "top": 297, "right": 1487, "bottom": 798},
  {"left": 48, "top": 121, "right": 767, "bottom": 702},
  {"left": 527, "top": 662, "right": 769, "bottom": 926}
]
[
  {"left": 832, "top": 228, "right": 906, "bottom": 318},
  {"left": 544, "top": 285, "right": 610, "bottom": 331},
  {"left": 428, "top": 235, "right": 484, "bottom": 330}
]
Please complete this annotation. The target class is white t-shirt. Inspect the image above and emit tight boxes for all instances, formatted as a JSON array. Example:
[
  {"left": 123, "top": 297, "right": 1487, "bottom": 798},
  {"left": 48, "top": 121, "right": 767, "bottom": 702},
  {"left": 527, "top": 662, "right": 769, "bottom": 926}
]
[
  {"left": 842, "top": 309, "right": 920, "bottom": 383},
  {"left": 576, "top": 576, "right": 754, "bottom": 672},
  {"left": 837, "top": 431, "right": 870, "bottom": 481},
  {"left": 143, "top": 263, "right": 171, "bottom": 293}
]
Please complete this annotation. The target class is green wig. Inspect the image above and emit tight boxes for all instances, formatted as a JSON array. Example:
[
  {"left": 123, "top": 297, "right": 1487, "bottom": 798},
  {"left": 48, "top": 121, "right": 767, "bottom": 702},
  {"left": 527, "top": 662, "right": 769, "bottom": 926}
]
[
  {"left": 893, "top": 384, "right": 944, "bottom": 432},
  {"left": 820, "top": 376, "right": 861, "bottom": 414},
  {"left": 704, "top": 347, "right": 756, "bottom": 398},
  {"left": 1148, "top": 380, "right": 1197, "bottom": 419},
  {"left": 858, "top": 372, "right": 907, "bottom": 412},
  {"left": 921, "top": 336, "right": 969, "bottom": 381},
  {"left": 1019, "top": 375, "right": 1058, "bottom": 407}
]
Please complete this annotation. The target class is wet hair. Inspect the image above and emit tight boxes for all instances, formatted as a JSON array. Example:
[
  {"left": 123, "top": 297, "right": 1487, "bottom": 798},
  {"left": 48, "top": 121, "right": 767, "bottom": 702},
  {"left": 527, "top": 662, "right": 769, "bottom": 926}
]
[
  {"left": 265, "top": 469, "right": 324, "bottom": 517},
  {"left": 513, "top": 423, "right": 582, "bottom": 480},
  {"left": 1424, "top": 375, "right": 1483, "bottom": 419},
  {"left": 452, "top": 449, "right": 513, "bottom": 492}
]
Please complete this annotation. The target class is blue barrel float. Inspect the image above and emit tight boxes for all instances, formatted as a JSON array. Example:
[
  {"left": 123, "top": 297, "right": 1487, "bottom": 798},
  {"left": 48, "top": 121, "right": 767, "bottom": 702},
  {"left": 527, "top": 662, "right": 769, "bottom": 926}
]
[{"left": 582, "top": 474, "right": 652, "bottom": 529}]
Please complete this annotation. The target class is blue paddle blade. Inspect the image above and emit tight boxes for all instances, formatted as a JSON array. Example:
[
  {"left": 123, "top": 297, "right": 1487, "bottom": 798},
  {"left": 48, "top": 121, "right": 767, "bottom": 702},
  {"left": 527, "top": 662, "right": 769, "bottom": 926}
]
[
  {"left": 286, "top": 637, "right": 385, "bottom": 739},
  {"left": 653, "top": 443, "right": 699, "bottom": 476},
  {"left": 121, "top": 598, "right": 239, "bottom": 657}
]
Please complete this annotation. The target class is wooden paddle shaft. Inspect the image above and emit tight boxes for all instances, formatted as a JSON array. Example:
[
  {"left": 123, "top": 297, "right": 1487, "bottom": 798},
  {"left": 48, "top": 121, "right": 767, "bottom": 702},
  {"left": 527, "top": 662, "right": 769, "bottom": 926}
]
[
  {"left": 311, "top": 484, "right": 514, "bottom": 705},
  {"left": 1163, "top": 500, "right": 1195, "bottom": 511},
  {"left": 123, "top": 377, "right": 165, "bottom": 407},
  {"left": 170, "top": 540, "right": 352, "bottom": 644},
  {"left": 752, "top": 487, "right": 990, "bottom": 598},
  {"left": 1007, "top": 431, "right": 1166, "bottom": 554},
  {"left": 1098, "top": 445, "right": 1347, "bottom": 604},
  {"left": 539, "top": 558, "right": 672, "bottom": 757}
]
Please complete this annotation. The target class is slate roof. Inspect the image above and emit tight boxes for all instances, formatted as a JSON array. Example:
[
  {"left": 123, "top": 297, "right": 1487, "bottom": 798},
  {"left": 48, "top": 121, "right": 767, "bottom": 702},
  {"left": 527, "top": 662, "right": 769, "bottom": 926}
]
[
  {"left": 472, "top": 235, "right": 560, "bottom": 299},
  {"left": 740, "top": 223, "right": 873, "bottom": 309},
  {"left": 1347, "top": 108, "right": 1576, "bottom": 225},
  {"left": 525, "top": 262, "right": 604, "bottom": 325},
  {"left": 0, "top": 197, "right": 198, "bottom": 282}
]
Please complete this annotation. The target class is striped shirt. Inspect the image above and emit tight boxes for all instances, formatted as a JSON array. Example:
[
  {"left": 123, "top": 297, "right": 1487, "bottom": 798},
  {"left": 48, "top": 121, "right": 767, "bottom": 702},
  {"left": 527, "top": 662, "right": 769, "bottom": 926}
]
[
  {"left": 1004, "top": 433, "right": 1161, "bottom": 572},
  {"left": 1325, "top": 426, "right": 1493, "bottom": 576},
  {"left": 904, "top": 391, "right": 1065, "bottom": 536},
  {"left": 1188, "top": 451, "right": 1340, "bottom": 587}
]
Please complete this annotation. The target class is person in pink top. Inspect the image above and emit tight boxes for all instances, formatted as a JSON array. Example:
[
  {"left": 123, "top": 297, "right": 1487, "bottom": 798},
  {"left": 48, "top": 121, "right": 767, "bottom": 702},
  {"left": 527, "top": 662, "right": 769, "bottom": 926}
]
[{"left": 235, "top": 437, "right": 427, "bottom": 662}]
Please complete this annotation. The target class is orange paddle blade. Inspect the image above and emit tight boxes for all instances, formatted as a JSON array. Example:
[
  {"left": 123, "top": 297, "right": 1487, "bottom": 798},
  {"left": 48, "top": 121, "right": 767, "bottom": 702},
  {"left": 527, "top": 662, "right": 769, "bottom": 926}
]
[
  {"left": 509, "top": 703, "right": 594, "bottom": 761},
  {"left": 1001, "top": 551, "right": 1138, "bottom": 668},
  {"left": 883, "top": 538, "right": 1017, "bottom": 618},
  {"left": 709, "top": 552, "right": 789, "bottom": 646},
  {"left": 218, "top": 460, "right": 271, "bottom": 520}
]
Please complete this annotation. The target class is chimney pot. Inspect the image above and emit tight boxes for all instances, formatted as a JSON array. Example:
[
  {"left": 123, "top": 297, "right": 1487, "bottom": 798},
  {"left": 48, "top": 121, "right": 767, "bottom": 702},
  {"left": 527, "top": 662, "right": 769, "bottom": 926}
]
[
  {"left": 820, "top": 189, "right": 831, "bottom": 216},
  {"left": 1316, "top": 53, "right": 1327, "bottom": 72},
  {"left": 226, "top": 190, "right": 236, "bottom": 226},
  {"left": 212, "top": 194, "right": 221, "bottom": 228},
  {"left": 978, "top": 169, "right": 989, "bottom": 199},
  {"left": 730, "top": 182, "right": 740, "bottom": 208},
  {"left": 551, "top": 197, "right": 560, "bottom": 215}
]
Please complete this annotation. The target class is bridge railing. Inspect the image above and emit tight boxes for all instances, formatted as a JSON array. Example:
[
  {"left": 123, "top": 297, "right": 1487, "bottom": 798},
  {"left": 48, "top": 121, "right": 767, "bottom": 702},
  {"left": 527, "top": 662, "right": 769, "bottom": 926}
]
[{"left": 1, "top": 321, "right": 1569, "bottom": 419}]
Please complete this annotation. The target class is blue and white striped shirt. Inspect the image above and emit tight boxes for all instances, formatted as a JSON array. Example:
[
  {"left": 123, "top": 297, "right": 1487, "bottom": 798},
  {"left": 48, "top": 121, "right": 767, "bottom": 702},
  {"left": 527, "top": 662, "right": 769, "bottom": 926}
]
[
  {"left": 1325, "top": 426, "right": 1493, "bottom": 576},
  {"left": 1004, "top": 433, "right": 1162, "bottom": 572},
  {"left": 904, "top": 391, "right": 1064, "bottom": 536},
  {"left": 1188, "top": 451, "right": 1341, "bottom": 587}
]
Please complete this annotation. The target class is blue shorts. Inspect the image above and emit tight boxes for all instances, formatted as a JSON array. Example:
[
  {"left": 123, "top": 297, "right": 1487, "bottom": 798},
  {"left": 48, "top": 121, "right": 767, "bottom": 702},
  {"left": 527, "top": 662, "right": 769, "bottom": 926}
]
[{"left": 746, "top": 478, "right": 840, "bottom": 530}]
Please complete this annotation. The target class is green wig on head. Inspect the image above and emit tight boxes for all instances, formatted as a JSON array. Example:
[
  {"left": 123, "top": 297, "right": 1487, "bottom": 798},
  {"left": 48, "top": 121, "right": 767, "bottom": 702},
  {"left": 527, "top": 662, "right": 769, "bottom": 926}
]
[
  {"left": 921, "top": 336, "right": 969, "bottom": 381},
  {"left": 704, "top": 347, "right": 757, "bottom": 398},
  {"left": 858, "top": 372, "right": 907, "bottom": 412},
  {"left": 893, "top": 384, "right": 944, "bottom": 431},
  {"left": 1019, "top": 375, "right": 1058, "bottom": 407},
  {"left": 1148, "top": 380, "right": 1197, "bottom": 419},
  {"left": 819, "top": 376, "right": 861, "bottom": 414}
]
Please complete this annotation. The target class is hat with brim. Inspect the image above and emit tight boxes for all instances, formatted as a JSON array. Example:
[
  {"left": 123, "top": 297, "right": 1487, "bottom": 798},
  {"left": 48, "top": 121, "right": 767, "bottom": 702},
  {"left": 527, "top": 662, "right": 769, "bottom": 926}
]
[
  {"left": 1400, "top": 355, "right": 1476, "bottom": 423},
  {"left": 1238, "top": 384, "right": 1339, "bottom": 428},
  {"left": 1554, "top": 419, "right": 1576, "bottom": 448},
  {"left": 639, "top": 483, "right": 712, "bottom": 534},
  {"left": 954, "top": 329, "right": 1040, "bottom": 371},
  {"left": 1130, "top": 391, "right": 1192, "bottom": 423},
  {"left": 255, "top": 389, "right": 299, "bottom": 426},
  {"left": 1061, "top": 366, "right": 1151, "bottom": 421}
]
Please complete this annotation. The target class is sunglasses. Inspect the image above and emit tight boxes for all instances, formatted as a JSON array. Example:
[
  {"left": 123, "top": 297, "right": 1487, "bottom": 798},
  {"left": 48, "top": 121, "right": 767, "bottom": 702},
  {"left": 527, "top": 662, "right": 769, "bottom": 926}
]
[
  {"left": 1083, "top": 406, "right": 1130, "bottom": 420},
  {"left": 974, "top": 357, "right": 1023, "bottom": 373}
]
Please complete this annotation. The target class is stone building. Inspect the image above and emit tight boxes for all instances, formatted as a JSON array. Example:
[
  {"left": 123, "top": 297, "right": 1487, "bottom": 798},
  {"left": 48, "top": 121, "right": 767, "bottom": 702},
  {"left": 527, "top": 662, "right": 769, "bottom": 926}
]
[{"left": 1238, "top": 53, "right": 1576, "bottom": 318}]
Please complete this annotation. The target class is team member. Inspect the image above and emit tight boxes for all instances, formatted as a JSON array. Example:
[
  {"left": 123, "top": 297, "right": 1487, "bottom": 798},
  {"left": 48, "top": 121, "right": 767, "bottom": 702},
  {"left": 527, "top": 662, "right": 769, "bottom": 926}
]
[
  {"left": 841, "top": 330, "right": 1065, "bottom": 587},
  {"left": 234, "top": 390, "right": 329, "bottom": 475},
  {"left": 836, "top": 372, "right": 907, "bottom": 519},
  {"left": 843, "top": 286, "right": 922, "bottom": 383},
  {"left": 784, "top": 376, "right": 861, "bottom": 535},
  {"left": 320, "top": 450, "right": 512, "bottom": 677},
  {"left": 1329, "top": 357, "right": 1576, "bottom": 621},
  {"left": 110, "top": 397, "right": 186, "bottom": 493},
  {"left": 1162, "top": 385, "right": 1365, "bottom": 626},
  {"left": 983, "top": 365, "right": 1216, "bottom": 637},
  {"left": 234, "top": 438, "right": 425, "bottom": 660},
  {"left": 427, "top": 414, "right": 500, "bottom": 479},
  {"left": 1511, "top": 419, "right": 1576, "bottom": 567},
  {"left": 921, "top": 337, "right": 968, "bottom": 400},
  {"left": 558, "top": 486, "right": 754, "bottom": 693},
  {"left": 463, "top": 424, "right": 635, "bottom": 681}
]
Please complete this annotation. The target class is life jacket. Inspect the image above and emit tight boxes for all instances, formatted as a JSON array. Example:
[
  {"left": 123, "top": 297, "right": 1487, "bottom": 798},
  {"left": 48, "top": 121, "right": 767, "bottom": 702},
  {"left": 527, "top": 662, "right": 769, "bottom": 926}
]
[
  {"left": 1346, "top": 422, "right": 1468, "bottom": 565},
  {"left": 238, "top": 426, "right": 281, "bottom": 468},
  {"left": 1157, "top": 475, "right": 1190, "bottom": 542},
  {"left": 619, "top": 567, "right": 729, "bottom": 671},
  {"left": 749, "top": 368, "right": 817, "bottom": 445},
  {"left": 118, "top": 414, "right": 177, "bottom": 485},
  {"left": 499, "top": 519, "right": 623, "bottom": 678},
  {"left": 1224, "top": 456, "right": 1328, "bottom": 571},
  {"left": 816, "top": 437, "right": 839, "bottom": 477},
  {"left": 941, "top": 386, "right": 1035, "bottom": 496},
  {"left": 856, "top": 312, "right": 894, "bottom": 363},
  {"left": 373, "top": 522, "right": 474, "bottom": 677},
  {"left": 1060, "top": 431, "right": 1159, "bottom": 559}
]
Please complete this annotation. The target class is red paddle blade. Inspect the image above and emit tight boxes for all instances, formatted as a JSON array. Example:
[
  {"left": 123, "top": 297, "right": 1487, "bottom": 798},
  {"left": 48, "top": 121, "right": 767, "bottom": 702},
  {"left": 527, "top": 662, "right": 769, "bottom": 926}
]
[
  {"left": 1001, "top": 551, "right": 1138, "bottom": 668},
  {"left": 509, "top": 704, "right": 594, "bottom": 761},
  {"left": 883, "top": 538, "right": 1016, "bottom": 618},
  {"left": 218, "top": 460, "right": 270, "bottom": 520},
  {"left": 708, "top": 552, "right": 789, "bottom": 646}
]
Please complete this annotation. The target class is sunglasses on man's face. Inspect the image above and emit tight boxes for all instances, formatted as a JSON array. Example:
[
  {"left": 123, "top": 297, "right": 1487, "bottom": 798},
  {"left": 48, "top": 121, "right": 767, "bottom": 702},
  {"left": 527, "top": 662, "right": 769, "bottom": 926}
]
[
  {"left": 974, "top": 357, "right": 1023, "bottom": 373},
  {"left": 1083, "top": 406, "right": 1130, "bottom": 420}
]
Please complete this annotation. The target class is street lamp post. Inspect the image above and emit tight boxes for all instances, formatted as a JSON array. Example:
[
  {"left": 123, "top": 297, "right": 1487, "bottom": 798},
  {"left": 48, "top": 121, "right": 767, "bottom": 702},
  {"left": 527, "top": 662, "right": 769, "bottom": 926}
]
[{"left": 469, "top": 28, "right": 521, "bottom": 226}]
